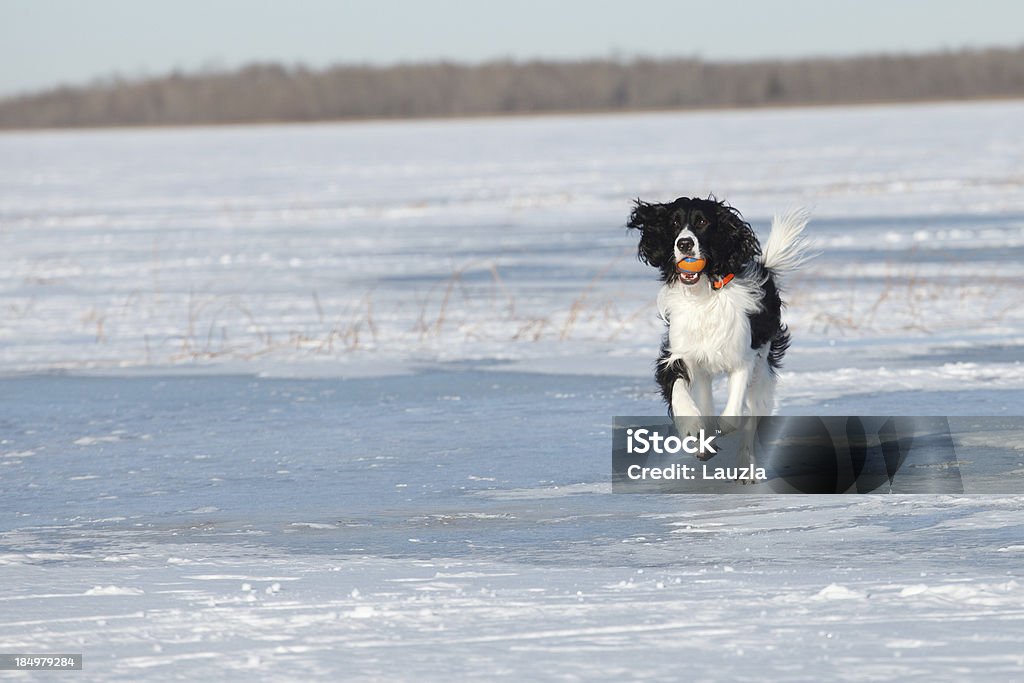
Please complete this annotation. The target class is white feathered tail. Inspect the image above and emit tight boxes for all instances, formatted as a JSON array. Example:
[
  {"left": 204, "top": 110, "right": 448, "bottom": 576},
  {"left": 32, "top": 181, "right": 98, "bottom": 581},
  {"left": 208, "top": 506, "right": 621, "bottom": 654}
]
[{"left": 762, "top": 208, "right": 815, "bottom": 275}]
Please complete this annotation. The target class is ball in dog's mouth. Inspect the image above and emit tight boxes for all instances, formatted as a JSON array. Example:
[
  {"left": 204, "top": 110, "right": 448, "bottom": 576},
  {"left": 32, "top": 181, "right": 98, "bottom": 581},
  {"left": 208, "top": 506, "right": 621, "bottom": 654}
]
[{"left": 676, "top": 257, "right": 705, "bottom": 285}]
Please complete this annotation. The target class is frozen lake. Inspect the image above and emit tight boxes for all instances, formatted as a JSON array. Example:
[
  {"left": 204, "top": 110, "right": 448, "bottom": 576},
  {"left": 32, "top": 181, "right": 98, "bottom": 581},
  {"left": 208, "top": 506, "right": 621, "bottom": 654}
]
[
  {"left": 2, "top": 101, "right": 1024, "bottom": 680},
  {"left": 2, "top": 100, "right": 1023, "bottom": 385}
]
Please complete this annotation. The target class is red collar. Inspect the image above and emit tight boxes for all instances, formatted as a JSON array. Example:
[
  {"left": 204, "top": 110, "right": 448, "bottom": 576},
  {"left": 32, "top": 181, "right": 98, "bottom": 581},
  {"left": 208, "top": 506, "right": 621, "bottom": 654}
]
[{"left": 712, "top": 273, "right": 735, "bottom": 290}]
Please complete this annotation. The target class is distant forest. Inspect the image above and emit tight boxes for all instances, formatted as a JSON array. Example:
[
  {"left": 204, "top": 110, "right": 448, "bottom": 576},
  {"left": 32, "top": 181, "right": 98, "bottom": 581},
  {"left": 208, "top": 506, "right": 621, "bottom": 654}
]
[{"left": 2, "top": 46, "right": 1024, "bottom": 129}]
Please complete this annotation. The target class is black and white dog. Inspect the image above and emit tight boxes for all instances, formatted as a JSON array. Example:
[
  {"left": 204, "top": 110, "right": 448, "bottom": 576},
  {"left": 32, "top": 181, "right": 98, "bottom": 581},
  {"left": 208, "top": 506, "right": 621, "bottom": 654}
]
[{"left": 628, "top": 196, "right": 812, "bottom": 469}]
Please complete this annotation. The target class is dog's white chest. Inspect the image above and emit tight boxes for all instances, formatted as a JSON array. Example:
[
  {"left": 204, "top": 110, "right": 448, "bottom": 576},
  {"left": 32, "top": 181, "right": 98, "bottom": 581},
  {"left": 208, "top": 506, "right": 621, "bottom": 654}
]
[{"left": 658, "top": 281, "right": 759, "bottom": 373}]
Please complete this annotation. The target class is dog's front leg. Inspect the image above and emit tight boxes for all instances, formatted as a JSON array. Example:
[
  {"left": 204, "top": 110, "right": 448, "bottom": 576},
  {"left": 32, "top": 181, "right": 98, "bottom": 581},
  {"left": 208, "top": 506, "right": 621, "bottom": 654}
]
[
  {"left": 736, "top": 416, "right": 759, "bottom": 484},
  {"left": 720, "top": 366, "right": 750, "bottom": 434},
  {"left": 671, "top": 379, "right": 702, "bottom": 432},
  {"left": 689, "top": 368, "right": 714, "bottom": 416},
  {"left": 672, "top": 380, "right": 717, "bottom": 460}
]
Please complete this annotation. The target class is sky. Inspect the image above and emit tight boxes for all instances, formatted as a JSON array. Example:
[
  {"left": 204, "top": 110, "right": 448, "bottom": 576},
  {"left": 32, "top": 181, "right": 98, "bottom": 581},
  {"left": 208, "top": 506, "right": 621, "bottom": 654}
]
[{"left": 2, "top": 0, "right": 1023, "bottom": 96}]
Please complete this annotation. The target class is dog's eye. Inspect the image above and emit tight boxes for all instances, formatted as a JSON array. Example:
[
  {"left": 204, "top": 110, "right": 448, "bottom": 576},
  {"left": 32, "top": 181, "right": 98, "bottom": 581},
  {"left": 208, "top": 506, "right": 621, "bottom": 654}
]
[{"left": 693, "top": 214, "right": 708, "bottom": 229}]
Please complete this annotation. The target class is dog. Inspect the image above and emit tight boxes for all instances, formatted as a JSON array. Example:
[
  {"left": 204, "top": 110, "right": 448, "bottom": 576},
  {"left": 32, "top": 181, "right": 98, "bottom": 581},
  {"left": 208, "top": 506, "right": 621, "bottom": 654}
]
[{"left": 627, "top": 196, "right": 812, "bottom": 478}]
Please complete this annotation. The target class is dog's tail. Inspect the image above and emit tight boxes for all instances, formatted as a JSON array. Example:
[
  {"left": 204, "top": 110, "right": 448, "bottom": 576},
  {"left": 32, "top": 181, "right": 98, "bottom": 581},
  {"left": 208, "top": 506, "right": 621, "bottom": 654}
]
[{"left": 762, "top": 208, "right": 816, "bottom": 276}]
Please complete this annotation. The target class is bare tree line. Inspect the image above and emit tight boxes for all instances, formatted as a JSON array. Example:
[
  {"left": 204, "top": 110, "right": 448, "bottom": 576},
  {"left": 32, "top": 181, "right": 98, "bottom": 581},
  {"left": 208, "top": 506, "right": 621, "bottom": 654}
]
[{"left": 2, "top": 46, "right": 1023, "bottom": 129}]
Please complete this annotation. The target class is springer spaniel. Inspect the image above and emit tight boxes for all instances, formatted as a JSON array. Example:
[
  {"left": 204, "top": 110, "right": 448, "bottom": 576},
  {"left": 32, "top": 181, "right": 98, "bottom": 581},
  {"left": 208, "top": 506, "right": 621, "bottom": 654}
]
[{"left": 628, "top": 196, "right": 813, "bottom": 476}]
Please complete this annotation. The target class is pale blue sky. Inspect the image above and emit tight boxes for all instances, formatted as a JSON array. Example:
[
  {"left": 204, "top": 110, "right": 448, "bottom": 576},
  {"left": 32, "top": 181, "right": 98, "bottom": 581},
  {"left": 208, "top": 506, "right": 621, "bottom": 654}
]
[{"left": 2, "top": 0, "right": 1022, "bottom": 96}]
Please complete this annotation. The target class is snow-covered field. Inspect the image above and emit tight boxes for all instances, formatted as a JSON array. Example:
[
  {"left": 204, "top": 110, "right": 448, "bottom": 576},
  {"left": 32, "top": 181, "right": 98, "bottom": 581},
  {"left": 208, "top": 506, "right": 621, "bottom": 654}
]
[{"left": 1, "top": 101, "right": 1023, "bottom": 680}]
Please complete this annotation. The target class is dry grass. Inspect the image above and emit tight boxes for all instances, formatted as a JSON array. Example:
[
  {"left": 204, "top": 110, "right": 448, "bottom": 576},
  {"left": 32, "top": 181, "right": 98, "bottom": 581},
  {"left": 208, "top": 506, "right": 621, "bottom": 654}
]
[
  {"left": 67, "top": 254, "right": 648, "bottom": 365},
  {"left": 53, "top": 247, "right": 1020, "bottom": 368},
  {"left": 804, "top": 257, "right": 1020, "bottom": 337}
]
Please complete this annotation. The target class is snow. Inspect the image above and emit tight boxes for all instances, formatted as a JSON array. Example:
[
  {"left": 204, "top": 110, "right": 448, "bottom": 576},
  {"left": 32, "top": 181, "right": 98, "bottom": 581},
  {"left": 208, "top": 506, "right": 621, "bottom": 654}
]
[
  {"left": 2, "top": 100, "right": 1023, "bottom": 383},
  {"left": 1, "top": 101, "right": 1024, "bottom": 680}
]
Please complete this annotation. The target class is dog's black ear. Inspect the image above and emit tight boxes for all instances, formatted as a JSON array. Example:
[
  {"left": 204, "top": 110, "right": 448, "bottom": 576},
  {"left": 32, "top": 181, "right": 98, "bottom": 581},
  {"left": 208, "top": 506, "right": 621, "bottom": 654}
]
[
  {"left": 711, "top": 202, "right": 761, "bottom": 277},
  {"left": 627, "top": 200, "right": 672, "bottom": 268}
]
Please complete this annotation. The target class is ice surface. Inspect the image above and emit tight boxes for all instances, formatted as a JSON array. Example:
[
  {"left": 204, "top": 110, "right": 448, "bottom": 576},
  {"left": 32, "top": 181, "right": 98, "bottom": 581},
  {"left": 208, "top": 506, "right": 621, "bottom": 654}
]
[
  {"left": 3, "top": 373, "right": 1024, "bottom": 680},
  {"left": 1, "top": 101, "right": 1024, "bottom": 680}
]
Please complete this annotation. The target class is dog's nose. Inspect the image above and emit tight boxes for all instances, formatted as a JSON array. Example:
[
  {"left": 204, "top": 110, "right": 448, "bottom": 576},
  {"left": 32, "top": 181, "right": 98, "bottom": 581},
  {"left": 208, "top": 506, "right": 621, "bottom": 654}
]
[{"left": 676, "top": 237, "right": 694, "bottom": 253}]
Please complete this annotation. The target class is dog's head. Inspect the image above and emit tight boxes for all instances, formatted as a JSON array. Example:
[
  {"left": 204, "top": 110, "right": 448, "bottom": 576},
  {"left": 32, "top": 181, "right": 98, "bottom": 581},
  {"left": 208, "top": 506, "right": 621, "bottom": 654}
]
[{"left": 627, "top": 196, "right": 760, "bottom": 286}]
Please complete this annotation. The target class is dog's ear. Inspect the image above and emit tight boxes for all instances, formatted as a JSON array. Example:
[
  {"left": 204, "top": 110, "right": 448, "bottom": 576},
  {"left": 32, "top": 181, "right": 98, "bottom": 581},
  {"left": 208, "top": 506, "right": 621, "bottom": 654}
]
[
  {"left": 627, "top": 200, "right": 672, "bottom": 268},
  {"left": 711, "top": 202, "right": 761, "bottom": 276}
]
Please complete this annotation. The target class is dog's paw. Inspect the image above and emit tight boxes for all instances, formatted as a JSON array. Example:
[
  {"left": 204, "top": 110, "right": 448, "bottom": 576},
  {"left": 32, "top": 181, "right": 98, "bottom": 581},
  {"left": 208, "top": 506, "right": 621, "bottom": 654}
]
[
  {"left": 672, "top": 415, "right": 718, "bottom": 461},
  {"left": 673, "top": 415, "right": 704, "bottom": 438},
  {"left": 717, "top": 415, "right": 741, "bottom": 435},
  {"left": 734, "top": 448, "right": 758, "bottom": 485}
]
